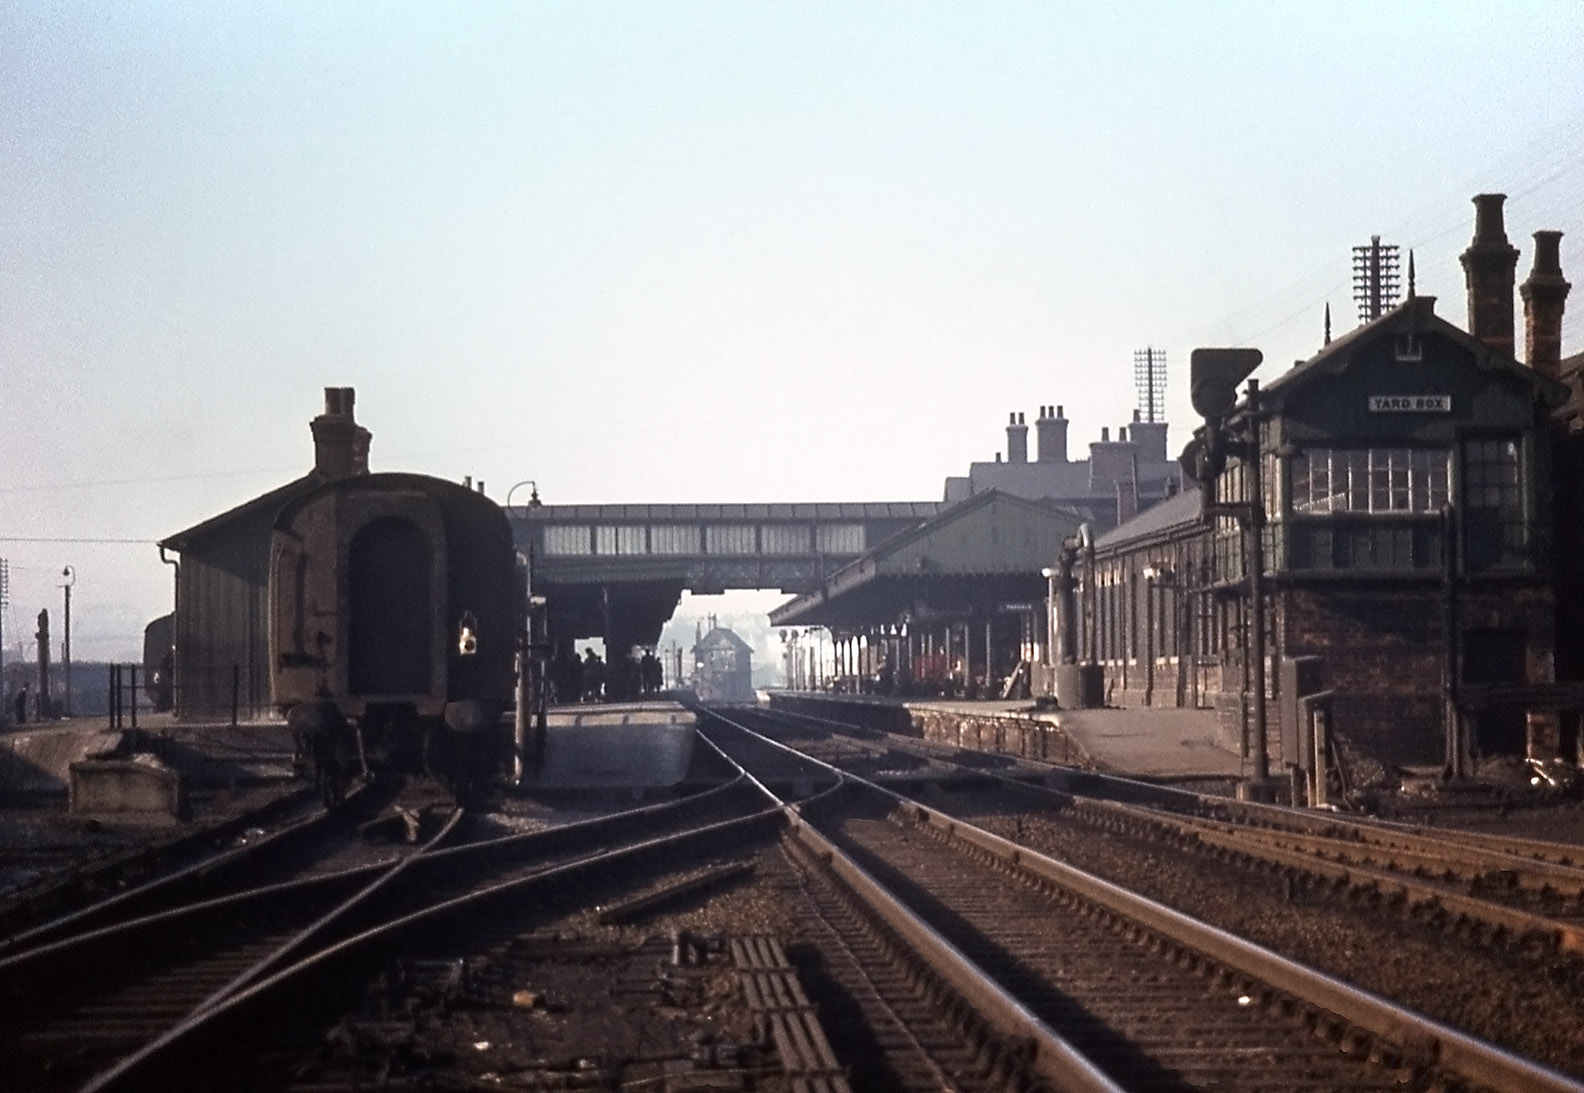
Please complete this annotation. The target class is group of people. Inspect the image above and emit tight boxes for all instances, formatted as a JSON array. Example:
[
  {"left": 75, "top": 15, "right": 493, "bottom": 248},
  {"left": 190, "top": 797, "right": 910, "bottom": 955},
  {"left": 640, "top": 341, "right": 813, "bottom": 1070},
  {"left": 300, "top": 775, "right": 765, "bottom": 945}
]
[{"left": 549, "top": 646, "right": 666, "bottom": 704}]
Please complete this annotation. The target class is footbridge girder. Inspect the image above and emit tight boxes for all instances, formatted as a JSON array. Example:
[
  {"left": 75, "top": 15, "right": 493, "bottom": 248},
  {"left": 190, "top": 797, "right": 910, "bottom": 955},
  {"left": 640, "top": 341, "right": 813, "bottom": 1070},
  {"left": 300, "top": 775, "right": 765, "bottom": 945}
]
[{"left": 510, "top": 501, "right": 939, "bottom": 646}]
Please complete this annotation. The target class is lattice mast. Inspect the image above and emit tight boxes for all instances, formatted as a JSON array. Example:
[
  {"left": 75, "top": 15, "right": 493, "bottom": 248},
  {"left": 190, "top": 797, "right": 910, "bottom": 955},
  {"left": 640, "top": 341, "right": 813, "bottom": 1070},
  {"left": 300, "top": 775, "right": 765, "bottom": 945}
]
[
  {"left": 1352, "top": 236, "right": 1401, "bottom": 323},
  {"left": 1133, "top": 347, "right": 1167, "bottom": 423}
]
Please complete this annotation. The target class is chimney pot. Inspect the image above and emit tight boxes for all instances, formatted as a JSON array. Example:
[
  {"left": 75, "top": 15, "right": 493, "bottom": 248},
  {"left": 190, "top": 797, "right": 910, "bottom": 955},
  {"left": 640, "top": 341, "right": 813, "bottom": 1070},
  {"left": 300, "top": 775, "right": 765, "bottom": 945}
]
[
  {"left": 1057, "top": 405, "right": 1064, "bottom": 418},
  {"left": 311, "top": 385, "right": 370, "bottom": 479},
  {"left": 1005, "top": 412, "right": 1030, "bottom": 464},
  {"left": 1461, "top": 193, "right": 1521, "bottom": 357},
  {"left": 1533, "top": 230, "right": 1564, "bottom": 277},
  {"left": 1035, "top": 404, "right": 1069, "bottom": 463},
  {"left": 1101, "top": 426, "right": 1110, "bottom": 442},
  {"left": 1472, "top": 193, "right": 1510, "bottom": 245},
  {"left": 1521, "top": 229, "right": 1570, "bottom": 378}
]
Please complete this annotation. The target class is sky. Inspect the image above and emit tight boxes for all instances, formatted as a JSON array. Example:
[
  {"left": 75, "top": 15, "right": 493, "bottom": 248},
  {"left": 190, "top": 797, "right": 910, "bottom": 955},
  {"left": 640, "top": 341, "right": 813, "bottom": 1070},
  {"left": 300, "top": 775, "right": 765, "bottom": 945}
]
[{"left": 3, "top": 2, "right": 1584, "bottom": 662}]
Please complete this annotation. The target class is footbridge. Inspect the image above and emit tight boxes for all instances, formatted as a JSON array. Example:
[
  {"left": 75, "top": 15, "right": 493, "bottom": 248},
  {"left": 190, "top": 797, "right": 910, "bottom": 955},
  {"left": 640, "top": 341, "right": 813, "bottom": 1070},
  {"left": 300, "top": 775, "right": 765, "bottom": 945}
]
[{"left": 509, "top": 501, "right": 940, "bottom": 652}]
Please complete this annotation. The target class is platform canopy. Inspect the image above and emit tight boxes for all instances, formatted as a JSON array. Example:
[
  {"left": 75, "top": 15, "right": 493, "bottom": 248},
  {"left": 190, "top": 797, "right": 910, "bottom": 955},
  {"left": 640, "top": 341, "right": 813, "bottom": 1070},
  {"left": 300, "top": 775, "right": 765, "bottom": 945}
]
[{"left": 768, "top": 490, "right": 1086, "bottom": 629}]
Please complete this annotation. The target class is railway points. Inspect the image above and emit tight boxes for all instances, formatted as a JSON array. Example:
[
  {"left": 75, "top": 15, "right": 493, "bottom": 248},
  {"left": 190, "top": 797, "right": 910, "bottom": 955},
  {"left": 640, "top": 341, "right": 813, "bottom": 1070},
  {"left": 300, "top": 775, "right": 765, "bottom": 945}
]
[{"left": 6, "top": 191, "right": 1584, "bottom": 1090}]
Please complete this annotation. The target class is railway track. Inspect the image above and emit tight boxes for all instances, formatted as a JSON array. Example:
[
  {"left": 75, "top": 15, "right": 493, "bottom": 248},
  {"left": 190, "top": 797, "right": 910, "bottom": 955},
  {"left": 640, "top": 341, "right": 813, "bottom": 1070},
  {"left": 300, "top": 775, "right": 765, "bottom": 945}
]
[
  {"left": 703, "top": 704, "right": 1584, "bottom": 1092},
  {"left": 0, "top": 782, "right": 322, "bottom": 949},
  {"left": 751, "top": 705, "right": 1584, "bottom": 942},
  {"left": 1, "top": 774, "right": 776, "bottom": 1092},
  {"left": 14, "top": 701, "right": 1581, "bottom": 1091}
]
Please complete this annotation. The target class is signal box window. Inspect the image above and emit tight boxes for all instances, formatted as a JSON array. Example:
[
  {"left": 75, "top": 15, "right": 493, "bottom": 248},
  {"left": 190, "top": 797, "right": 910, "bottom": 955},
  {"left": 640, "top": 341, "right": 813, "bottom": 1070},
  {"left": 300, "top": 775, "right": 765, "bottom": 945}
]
[
  {"left": 1291, "top": 448, "right": 1449, "bottom": 515},
  {"left": 1462, "top": 439, "right": 1527, "bottom": 572}
]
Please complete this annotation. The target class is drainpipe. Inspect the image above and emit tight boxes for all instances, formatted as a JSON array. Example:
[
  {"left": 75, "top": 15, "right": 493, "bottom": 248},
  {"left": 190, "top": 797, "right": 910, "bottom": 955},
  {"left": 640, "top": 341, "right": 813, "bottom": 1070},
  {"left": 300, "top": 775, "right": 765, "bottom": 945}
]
[
  {"left": 159, "top": 546, "right": 180, "bottom": 716},
  {"left": 1080, "top": 524, "right": 1096, "bottom": 664},
  {"left": 1441, "top": 504, "right": 1463, "bottom": 780}
]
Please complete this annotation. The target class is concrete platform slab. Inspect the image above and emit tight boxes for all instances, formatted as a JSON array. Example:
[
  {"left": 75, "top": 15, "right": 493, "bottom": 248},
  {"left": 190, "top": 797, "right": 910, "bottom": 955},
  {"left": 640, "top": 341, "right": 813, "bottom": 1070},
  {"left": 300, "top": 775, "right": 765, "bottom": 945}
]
[
  {"left": 0, "top": 727, "right": 126, "bottom": 799},
  {"left": 1046, "top": 707, "right": 1242, "bottom": 779},
  {"left": 524, "top": 702, "right": 697, "bottom": 791},
  {"left": 766, "top": 692, "right": 1245, "bottom": 780}
]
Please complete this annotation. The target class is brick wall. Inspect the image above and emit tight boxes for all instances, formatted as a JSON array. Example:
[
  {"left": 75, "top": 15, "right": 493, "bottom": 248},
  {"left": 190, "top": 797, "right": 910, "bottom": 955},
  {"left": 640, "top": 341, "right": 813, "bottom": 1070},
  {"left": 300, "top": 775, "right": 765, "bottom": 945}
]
[
  {"left": 1280, "top": 587, "right": 1443, "bottom": 766},
  {"left": 1278, "top": 583, "right": 1553, "bottom": 768}
]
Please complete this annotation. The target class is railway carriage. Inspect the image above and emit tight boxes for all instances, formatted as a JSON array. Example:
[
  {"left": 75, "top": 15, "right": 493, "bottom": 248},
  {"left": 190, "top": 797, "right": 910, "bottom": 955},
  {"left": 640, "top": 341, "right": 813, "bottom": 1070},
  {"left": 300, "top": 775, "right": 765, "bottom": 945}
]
[{"left": 268, "top": 472, "right": 519, "bottom": 803}]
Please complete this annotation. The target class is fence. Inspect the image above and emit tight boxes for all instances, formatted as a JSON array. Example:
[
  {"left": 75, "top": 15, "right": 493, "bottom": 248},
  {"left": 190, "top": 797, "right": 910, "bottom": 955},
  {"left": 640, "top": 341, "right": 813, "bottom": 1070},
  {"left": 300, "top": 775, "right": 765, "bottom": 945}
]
[{"left": 108, "top": 663, "right": 267, "bottom": 728}]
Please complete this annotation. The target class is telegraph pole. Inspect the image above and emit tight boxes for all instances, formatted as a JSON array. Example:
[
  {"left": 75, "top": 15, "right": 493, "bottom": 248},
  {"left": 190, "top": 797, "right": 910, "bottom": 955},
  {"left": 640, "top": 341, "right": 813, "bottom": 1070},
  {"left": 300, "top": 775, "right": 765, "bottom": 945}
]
[
  {"left": 0, "top": 558, "right": 8, "bottom": 727},
  {"left": 61, "top": 567, "right": 75, "bottom": 718}
]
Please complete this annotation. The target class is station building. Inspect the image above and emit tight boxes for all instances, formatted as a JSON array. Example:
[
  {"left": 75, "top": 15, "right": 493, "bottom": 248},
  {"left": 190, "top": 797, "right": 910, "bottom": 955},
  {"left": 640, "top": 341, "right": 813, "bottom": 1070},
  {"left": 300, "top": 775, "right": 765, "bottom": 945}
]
[
  {"left": 693, "top": 626, "right": 754, "bottom": 703},
  {"left": 155, "top": 389, "right": 372, "bottom": 719},
  {"left": 771, "top": 490, "right": 1085, "bottom": 698},
  {"left": 1068, "top": 194, "right": 1579, "bottom": 775},
  {"left": 943, "top": 404, "right": 1182, "bottom": 529}
]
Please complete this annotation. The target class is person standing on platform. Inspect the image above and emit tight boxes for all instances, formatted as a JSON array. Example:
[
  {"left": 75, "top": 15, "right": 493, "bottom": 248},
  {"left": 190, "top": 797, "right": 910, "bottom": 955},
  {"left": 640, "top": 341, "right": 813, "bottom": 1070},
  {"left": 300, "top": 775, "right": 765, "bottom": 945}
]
[{"left": 582, "top": 648, "right": 605, "bottom": 703}]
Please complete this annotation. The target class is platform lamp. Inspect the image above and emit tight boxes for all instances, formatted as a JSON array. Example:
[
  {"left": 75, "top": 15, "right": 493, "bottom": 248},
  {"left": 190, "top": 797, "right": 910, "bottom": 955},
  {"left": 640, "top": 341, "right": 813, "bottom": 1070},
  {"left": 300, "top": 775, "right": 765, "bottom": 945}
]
[
  {"left": 60, "top": 566, "right": 74, "bottom": 719},
  {"left": 1039, "top": 567, "right": 1058, "bottom": 678},
  {"left": 507, "top": 480, "right": 541, "bottom": 510}
]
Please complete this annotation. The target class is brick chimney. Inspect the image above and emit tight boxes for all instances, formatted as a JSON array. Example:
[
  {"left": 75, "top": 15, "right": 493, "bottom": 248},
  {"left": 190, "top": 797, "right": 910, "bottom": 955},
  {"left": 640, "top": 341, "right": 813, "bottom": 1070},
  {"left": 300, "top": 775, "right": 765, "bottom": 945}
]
[
  {"left": 1460, "top": 193, "right": 1520, "bottom": 357},
  {"left": 1520, "top": 230, "right": 1569, "bottom": 379},
  {"left": 1035, "top": 404, "right": 1069, "bottom": 463},
  {"left": 1115, "top": 471, "right": 1138, "bottom": 526},
  {"left": 1006, "top": 412, "right": 1028, "bottom": 464},
  {"left": 310, "top": 387, "right": 372, "bottom": 479},
  {"left": 1089, "top": 425, "right": 1137, "bottom": 494},
  {"left": 1127, "top": 407, "right": 1169, "bottom": 465}
]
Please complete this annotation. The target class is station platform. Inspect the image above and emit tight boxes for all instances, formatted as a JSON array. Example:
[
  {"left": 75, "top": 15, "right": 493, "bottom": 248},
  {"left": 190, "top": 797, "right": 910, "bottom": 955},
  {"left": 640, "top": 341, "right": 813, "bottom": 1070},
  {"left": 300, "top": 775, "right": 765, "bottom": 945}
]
[
  {"left": 0, "top": 715, "right": 298, "bottom": 802},
  {"left": 521, "top": 702, "right": 697, "bottom": 792},
  {"left": 765, "top": 692, "right": 1246, "bottom": 780}
]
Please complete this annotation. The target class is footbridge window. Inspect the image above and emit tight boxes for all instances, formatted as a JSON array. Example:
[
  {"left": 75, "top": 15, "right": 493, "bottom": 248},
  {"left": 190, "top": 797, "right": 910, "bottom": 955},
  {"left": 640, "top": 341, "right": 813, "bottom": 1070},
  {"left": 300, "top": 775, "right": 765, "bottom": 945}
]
[
  {"left": 650, "top": 525, "right": 701, "bottom": 554},
  {"left": 816, "top": 524, "right": 864, "bottom": 553},
  {"left": 705, "top": 524, "right": 757, "bottom": 554},
  {"left": 760, "top": 524, "right": 812, "bottom": 554},
  {"left": 595, "top": 525, "right": 646, "bottom": 554},
  {"left": 543, "top": 525, "right": 593, "bottom": 555}
]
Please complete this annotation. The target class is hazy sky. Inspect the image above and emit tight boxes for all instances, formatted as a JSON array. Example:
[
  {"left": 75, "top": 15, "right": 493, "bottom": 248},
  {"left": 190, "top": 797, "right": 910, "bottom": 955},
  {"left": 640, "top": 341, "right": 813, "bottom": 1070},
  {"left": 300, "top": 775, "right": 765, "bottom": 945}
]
[{"left": 4, "top": 2, "right": 1583, "bottom": 660}]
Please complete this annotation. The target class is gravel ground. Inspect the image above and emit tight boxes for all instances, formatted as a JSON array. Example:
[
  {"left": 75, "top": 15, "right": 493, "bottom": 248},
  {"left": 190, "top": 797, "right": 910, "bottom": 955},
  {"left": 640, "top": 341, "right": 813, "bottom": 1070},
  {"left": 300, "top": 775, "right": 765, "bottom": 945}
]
[
  {"left": 959, "top": 790, "right": 1584, "bottom": 1080},
  {"left": 297, "top": 847, "right": 815, "bottom": 1091}
]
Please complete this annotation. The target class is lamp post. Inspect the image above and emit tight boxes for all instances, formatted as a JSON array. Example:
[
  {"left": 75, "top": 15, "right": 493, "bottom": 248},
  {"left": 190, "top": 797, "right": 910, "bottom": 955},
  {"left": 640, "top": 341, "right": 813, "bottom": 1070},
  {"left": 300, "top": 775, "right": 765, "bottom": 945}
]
[
  {"left": 60, "top": 566, "right": 74, "bottom": 718},
  {"left": 506, "top": 480, "right": 541, "bottom": 510},
  {"left": 1040, "top": 566, "right": 1058, "bottom": 689}
]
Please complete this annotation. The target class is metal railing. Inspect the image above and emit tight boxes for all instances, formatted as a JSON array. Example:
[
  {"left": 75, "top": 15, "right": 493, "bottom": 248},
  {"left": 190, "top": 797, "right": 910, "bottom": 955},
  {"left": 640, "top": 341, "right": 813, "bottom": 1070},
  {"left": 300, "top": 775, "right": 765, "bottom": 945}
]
[{"left": 108, "top": 663, "right": 265, "bottom": 728}]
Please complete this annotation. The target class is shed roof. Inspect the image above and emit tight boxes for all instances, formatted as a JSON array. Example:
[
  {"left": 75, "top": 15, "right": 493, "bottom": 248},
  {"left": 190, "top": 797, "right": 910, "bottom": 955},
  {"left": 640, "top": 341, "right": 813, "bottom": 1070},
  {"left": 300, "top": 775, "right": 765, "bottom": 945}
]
[
  {"left": 769, "top": 490, "right": 1084, "bottom": 627},
  {"left": 160, "top": 472, "right": 326, "bottom": 553},
  {"left": 1094, "top": 487, "right": 1202, "bottom": 550}
]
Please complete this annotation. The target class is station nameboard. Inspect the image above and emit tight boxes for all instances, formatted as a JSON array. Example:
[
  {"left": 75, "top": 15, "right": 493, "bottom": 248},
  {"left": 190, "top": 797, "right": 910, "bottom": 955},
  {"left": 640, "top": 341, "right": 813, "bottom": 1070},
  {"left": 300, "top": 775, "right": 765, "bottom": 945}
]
[{"left": 1368, "top": 394, "right": 1451, "bottom": 413}]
